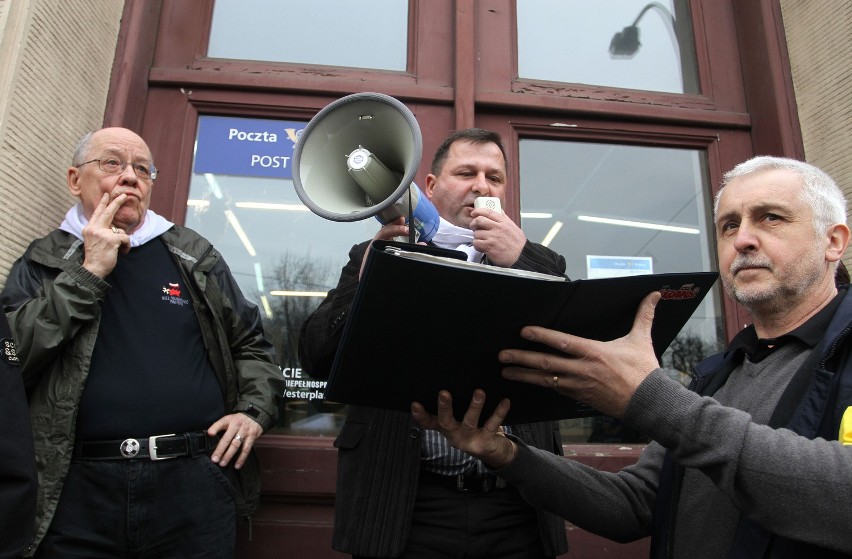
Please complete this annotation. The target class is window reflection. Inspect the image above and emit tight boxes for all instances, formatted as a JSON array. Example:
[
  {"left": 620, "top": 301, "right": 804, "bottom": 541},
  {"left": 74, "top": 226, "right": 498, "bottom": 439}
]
[
  {"left": 208, "top": 0, "right": 409, "bottom": 71},
  {"left": 517, "top": 0, "right": 699, "bottom": 94},
  {"left": 186, "top": 116, "right": 379, "bottom": 435},
  {"left": 519, "top": 139, "right": 723, "bottom": 442},
  {"left": 187, "top": 117, "right": 724, "bottom": 443}
]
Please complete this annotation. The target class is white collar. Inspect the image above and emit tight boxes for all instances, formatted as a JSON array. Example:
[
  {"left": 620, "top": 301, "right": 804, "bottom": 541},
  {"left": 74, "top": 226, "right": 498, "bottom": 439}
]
[
  {"left": 430, "top": 217, "right": 484, "bottom": 263},
  {"left": 59, "top": 203, "right": 174, "bottom": 247}
]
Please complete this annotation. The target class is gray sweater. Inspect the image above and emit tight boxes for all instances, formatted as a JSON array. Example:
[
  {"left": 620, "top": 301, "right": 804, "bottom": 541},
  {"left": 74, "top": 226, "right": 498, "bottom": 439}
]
[{"left": 498, "top": 362, "right": 852, "bottom": 557}]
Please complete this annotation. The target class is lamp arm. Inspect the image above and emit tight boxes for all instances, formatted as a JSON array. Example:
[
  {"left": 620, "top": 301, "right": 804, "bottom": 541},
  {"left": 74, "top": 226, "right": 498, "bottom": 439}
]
[
  {"left": 632, "top": 2, "right": 681, "bottom": 73},
  {"left": 632, "top": 1, "right": 675, "bottom": 27}
]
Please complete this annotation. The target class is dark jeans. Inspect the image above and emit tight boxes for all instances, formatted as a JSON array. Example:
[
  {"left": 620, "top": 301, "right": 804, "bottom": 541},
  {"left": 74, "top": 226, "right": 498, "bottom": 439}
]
[
  {"left": 363, "top": 476, "right": 550, "bottom": 559},
  {"left": 35, "top": 455, "right": 236, "bottom": 558}
]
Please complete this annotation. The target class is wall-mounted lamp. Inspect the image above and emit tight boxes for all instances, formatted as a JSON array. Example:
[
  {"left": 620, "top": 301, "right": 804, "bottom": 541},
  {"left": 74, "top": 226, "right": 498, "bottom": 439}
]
[{"left": 609, "top": 1, "right": 675, "bottom": 58}]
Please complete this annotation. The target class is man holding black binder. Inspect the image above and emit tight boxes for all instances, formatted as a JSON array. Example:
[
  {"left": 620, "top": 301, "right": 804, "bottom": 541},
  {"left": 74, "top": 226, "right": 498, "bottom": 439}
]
[
  {"left": 299, "top": 128, "right": 569, "bottom": 558},
  {"left": 414, "top": 156, "right": 852, "bottom": 557}
]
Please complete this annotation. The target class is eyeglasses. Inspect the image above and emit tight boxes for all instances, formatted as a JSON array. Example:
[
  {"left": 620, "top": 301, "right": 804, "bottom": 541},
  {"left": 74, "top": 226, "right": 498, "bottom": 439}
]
[{"left": 76, "top": 157, "right": 158, "bottom": 180}]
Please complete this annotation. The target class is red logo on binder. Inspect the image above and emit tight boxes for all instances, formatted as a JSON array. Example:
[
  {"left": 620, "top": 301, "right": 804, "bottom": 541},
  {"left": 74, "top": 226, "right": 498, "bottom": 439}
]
[{"left": 659, "top": 284, "right": 701, "bottom": 300}]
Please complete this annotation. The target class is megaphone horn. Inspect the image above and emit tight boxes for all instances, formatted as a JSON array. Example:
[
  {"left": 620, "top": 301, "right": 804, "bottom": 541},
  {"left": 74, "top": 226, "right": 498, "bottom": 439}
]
[{"left": 292, "top": 92, "right": 439, "bottom": 242}]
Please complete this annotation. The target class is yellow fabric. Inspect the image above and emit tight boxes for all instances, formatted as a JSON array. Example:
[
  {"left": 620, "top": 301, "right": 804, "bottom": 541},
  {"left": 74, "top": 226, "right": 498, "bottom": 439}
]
[{"left": 840, "top": 407, "right": 852, "bottom": 445}]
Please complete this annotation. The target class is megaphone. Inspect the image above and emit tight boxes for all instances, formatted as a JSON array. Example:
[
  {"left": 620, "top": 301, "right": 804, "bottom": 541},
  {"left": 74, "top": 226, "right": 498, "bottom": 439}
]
[{"left": 292, "top": 92, "right": 439, "bottom": 242}]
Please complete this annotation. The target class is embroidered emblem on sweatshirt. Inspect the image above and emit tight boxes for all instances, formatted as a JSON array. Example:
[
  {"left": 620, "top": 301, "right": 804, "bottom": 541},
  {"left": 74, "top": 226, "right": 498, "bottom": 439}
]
[
  {"left": 161, "top": 282, "right": 190, "bottom": 307},
  {"left": 1, "top": 337, "right": 19, "bottom": 366},
  {"left": 840, "top": 407, "right": 852, "bottom": 445}
]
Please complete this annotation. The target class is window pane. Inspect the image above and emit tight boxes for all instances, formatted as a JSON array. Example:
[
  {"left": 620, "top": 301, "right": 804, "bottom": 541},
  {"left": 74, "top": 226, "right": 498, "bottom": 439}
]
[
  {"left": 517, "top": 0, "right": 700, "bottom": 94},
  {"left": 519, "top": 139, "right": 724, "bottom": 442},
  {"left": 208, "top": 0, "right": 408, "bottom": 71},
  {"left": 186, "top": 115, "right": 379, "bottom": 435}
]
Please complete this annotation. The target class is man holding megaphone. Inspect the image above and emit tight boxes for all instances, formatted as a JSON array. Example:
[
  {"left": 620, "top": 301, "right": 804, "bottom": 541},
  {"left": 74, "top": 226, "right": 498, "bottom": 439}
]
[{"left": 299, "top": 128, "right": 569, "bottom": 558}]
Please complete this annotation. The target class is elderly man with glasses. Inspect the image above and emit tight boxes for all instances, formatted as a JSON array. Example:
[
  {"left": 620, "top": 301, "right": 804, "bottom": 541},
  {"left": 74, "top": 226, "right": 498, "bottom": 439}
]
[{"left": 1, "top": 127, "right": 283, "bottom": 558}]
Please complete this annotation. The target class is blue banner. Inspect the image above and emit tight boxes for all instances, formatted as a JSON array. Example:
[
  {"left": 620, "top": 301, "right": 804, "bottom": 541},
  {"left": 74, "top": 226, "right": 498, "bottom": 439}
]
[{"left": 194, "top": 115, "right": 305, "bottom": 178}]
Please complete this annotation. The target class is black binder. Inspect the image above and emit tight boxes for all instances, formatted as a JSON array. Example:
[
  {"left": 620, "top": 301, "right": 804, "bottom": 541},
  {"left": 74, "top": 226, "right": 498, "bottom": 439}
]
[{"left": 325, "top": 240, "right": 718, "bottom": 424}]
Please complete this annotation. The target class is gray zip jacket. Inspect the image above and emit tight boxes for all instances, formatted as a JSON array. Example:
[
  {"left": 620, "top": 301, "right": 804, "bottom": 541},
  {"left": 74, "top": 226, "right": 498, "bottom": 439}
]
[{"left": 1, "top": 226, "right": 283, "bottom": 556}]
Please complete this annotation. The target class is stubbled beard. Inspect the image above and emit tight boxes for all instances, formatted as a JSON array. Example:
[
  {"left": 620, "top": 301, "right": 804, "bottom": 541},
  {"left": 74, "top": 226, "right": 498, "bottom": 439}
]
[{"left": 722, "top": 246, "right": 824, "bottom": 314}]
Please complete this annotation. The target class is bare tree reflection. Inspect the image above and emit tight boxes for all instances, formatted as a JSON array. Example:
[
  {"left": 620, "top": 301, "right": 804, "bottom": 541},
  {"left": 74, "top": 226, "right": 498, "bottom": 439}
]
[
  {"left": 661, "top": 330, "right": 724, "bottom": 385},
  {"left": 256, "top": 252, "right": 336, "bottom": 366},
  {"left": 254, "top": 252, "right": 350, "bottom": 434},
  {"left": 665, "top": 333, "right": 707, "bottom": 377}
]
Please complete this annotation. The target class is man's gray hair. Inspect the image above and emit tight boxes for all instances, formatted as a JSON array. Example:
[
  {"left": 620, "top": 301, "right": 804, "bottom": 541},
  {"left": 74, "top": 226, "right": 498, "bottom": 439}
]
[
  {"left": 714, "top": 156, "right": 847, "bottom": 235},
  {"left": 71, "top": 132, "right": 94, "bottom": 166}
]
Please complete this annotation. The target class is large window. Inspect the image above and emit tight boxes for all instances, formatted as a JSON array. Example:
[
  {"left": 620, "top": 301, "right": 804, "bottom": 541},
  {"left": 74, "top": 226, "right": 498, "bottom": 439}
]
[
  {"left": 182, "top": 114, "right": 727, "bottom": 443},
  {"left": 208, "top": 0, "right": 409, "bottom": 71},
  {"left": 184, "top": 115, "right": 379, "bottom": 435},
  {"left": 517, "top": 0, "right": 700, "bottom": 94},
  {"left": 519, "top": 139, "right": 723, "bottom": 441}
]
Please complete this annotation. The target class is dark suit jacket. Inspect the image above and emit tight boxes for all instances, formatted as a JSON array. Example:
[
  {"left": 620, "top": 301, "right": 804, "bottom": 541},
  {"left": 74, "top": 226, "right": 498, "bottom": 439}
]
[
  {"left": 0, "top": 311, "right": 37, "bottom": 558},
  {"left": 299, "top": 239, "right": 570, "bottom": 557}
]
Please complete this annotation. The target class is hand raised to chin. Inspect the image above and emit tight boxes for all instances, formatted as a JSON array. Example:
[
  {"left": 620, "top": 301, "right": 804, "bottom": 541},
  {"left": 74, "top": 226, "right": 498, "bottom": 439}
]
[{"left": 81, "top": 193, "right": 131, "bottom": 277}]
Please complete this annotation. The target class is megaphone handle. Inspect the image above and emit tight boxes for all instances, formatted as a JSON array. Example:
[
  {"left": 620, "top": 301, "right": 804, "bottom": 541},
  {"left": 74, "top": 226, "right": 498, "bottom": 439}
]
[{"left": 408, "top": 186, "right": 416, "bottom": 244}]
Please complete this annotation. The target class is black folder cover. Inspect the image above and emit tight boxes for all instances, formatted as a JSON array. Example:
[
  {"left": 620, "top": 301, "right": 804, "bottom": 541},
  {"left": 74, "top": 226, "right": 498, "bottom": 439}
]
[{"left": 325, "top": 240, "right": 718, "bottom": 425}]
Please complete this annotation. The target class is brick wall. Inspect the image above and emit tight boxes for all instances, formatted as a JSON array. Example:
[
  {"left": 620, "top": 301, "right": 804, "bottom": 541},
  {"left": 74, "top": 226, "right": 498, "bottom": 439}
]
[
  {"left": 0, "top": 0, "right": 123, "bottom": 283},
  {"left": 780, "top": 0, "right": 852, "bottom": 264}
]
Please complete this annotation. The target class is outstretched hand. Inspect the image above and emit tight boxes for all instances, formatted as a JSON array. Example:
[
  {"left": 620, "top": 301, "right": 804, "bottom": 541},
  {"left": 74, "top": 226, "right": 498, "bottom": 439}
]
[
  {"left": 412, "top": 389, "right": 518, "bottom": 470},
  {"left": 499, "top": 291, "right": 662, "bottom": 418}
]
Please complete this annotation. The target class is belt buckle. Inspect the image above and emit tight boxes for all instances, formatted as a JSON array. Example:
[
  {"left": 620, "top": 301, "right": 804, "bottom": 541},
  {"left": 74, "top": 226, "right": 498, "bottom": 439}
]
[
  {"left": 119, "top": 438, "right": 141, "bottom": 458},
  {"left": 455, "top": 474, "right": 468, "bottom": 492},
  {"left": 148, "top": 433, "right": 177, "bottom": 461}
]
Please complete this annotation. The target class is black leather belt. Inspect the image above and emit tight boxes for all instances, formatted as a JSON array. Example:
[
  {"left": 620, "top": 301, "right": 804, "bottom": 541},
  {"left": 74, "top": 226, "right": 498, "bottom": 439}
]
[
  {"left": 73, "top": 431, "right": 220, "bottom": 461},
  {"left": 420, "top": 469, "right": 507, "bottom": 493}
]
